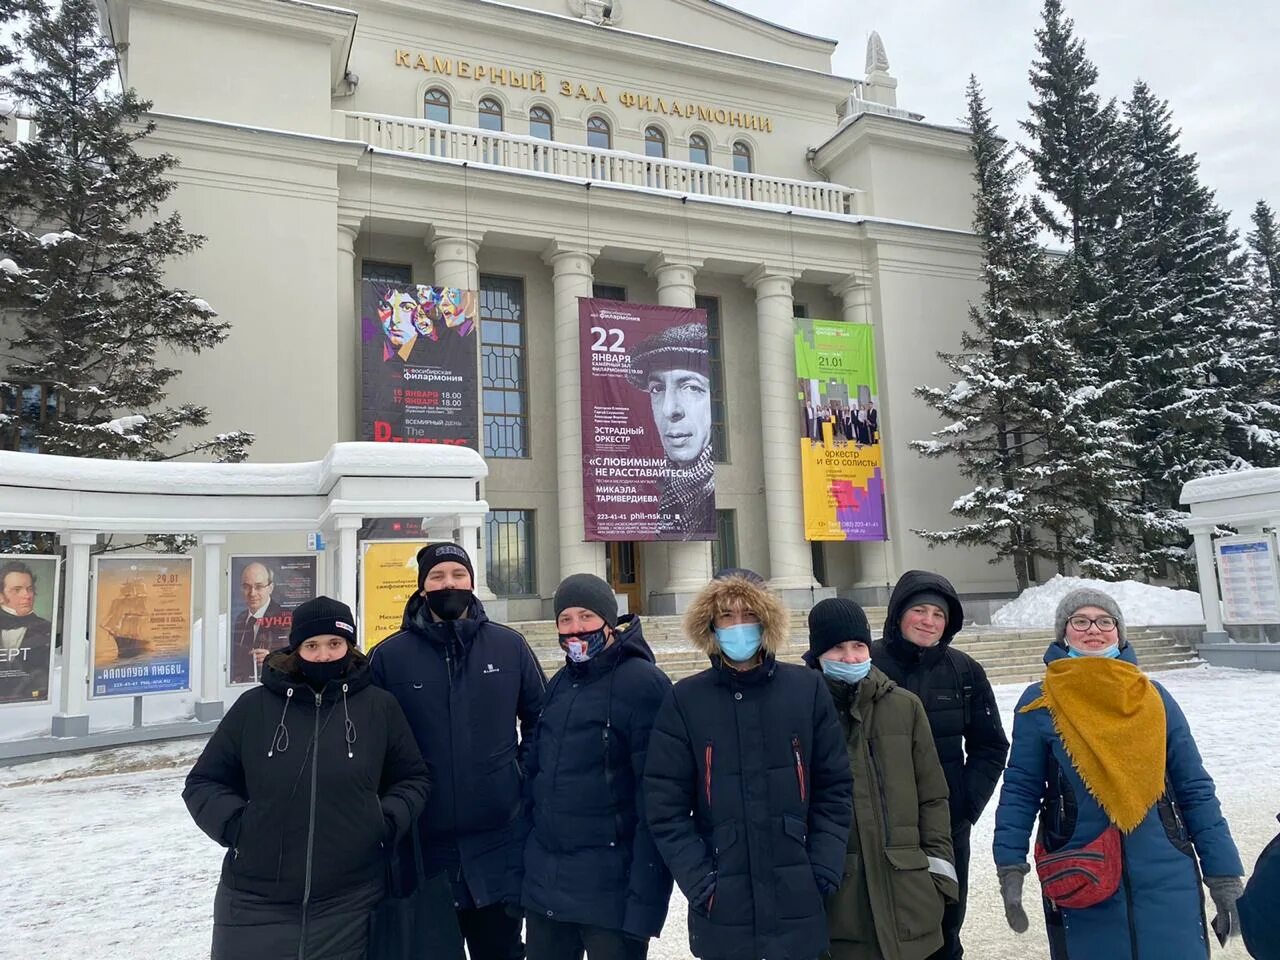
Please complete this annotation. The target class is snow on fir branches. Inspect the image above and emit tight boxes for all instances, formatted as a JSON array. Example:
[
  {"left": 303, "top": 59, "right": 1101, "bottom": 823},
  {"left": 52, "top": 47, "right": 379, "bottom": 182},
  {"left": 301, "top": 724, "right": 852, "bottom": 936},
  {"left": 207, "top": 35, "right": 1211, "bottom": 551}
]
[{"left": 0, "top": 0, "right": 251, "bottom": 462}]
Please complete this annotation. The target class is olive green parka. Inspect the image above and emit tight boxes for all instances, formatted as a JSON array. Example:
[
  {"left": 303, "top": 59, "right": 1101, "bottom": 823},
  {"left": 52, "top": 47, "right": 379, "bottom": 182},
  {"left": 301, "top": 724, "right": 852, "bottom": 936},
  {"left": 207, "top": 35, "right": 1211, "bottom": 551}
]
[{"left": 824, "top": 666, "right": 958, "bottom": 960}]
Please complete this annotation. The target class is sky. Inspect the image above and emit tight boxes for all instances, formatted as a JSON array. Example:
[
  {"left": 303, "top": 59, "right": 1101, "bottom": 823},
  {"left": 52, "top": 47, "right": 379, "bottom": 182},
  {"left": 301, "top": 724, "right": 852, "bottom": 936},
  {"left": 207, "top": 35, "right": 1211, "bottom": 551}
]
[{"left": 729, "top": 0, "right": 1279, "bottom": 238}]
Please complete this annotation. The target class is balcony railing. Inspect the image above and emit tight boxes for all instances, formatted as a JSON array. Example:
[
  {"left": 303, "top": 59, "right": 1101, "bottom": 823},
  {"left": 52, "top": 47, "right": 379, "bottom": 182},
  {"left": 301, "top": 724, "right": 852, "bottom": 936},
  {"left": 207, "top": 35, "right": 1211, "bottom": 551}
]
[{"left": 346, "top": 112, "right": 858, "bottom": 216}]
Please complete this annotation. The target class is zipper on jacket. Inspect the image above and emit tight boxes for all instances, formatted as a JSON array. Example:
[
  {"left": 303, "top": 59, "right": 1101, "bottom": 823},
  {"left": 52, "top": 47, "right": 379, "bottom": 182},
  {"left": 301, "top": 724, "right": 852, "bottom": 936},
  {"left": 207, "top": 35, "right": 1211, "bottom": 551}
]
[
  {"left": 298, "top": 690, "right": 323, "bottom": 960},
  {"left": 868, "top": 739, "right": 892, "bottom": 847},
  {"left": 1121, "top": 833, "right": 1139, "bottom": 960},
  {"left": 704, "top": 741, "right": 714, "bottom": 808},
  {"left": 791, "top": 735, "right": 807, "bottom": 803}
]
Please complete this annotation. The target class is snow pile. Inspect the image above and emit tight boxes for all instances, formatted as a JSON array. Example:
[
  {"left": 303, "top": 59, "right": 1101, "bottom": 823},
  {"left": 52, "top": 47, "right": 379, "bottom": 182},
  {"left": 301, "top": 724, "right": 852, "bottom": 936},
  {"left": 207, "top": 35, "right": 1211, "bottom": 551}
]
[
  {"left": 992, "top": 574, "right": 1204, "bottom": 627},
  {"left": 189, "top": 297, "right": 217, "bottom": 316},
  {"left": 102, "top": 414, "right": 147, "bottom": 435},
  {"left": 0, "top": 257, "right": 23, "bottom": 276},
  {"left": 36, "top": 229, "right": 79, "bottom": 246}
]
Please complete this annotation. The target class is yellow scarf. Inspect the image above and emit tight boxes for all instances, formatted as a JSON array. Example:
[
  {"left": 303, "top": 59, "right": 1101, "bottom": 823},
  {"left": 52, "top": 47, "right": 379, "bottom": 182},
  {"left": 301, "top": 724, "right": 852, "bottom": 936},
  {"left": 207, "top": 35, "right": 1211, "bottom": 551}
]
[{"left": 1021, "top": 657, "right": 1167, "bottom": 833}]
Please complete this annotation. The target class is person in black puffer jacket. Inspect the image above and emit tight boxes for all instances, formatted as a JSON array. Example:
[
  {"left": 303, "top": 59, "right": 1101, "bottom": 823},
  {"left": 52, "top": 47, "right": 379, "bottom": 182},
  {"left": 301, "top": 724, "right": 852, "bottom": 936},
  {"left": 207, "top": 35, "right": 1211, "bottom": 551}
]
[
  {"left": 869, "top": 571, "right": 1009, "bottom": 960},
  {"left": 523, "top": 573, "right": 674, "bottom": 959},
  {"left": 644, "top": 571, "right": 853, "bottom": 960},
  {"left": 183, "top": 597, "right": 430, "bottom": 960},
  {"left": 370, "top": 543, "right": 547, "bottom": 960}
]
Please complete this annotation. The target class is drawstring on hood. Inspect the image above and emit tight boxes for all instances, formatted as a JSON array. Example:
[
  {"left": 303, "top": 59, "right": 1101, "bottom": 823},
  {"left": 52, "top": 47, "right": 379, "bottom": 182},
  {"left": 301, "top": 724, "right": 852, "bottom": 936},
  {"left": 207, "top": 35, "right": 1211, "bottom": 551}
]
[
  {"left": 268, "top": 687, "right": 294, "bottom": 757},
  {"left": 342, "top": 683, "right": 356, "bottom": 759}
]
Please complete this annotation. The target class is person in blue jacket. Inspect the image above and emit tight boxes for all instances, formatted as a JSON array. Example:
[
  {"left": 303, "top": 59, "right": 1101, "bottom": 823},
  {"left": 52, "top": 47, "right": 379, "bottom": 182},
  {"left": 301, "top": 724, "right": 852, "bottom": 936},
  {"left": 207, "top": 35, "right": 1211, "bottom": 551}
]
[
  {"left": 522, "top": 573, "right": 674, "bottom": 959},
  {"left": 1238, "top": 813, "right": 1280, "bottom": 959},
  {"left": 370, "top": 542, "right": 547, "bottom": 960},
  {"left": 993, "top": 587, "right": 1245, "bottom": 959}
]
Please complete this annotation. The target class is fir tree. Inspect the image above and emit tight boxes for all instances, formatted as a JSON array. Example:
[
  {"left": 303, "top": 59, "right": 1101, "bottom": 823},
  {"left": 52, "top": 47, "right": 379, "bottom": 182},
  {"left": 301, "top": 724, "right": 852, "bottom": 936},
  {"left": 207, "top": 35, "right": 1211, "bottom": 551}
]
[
  {"left": 913, "top": 77, "right": 1137, "bottom": 586},
  {"left": 1246, "top": 200, "right": 1280, "bottom": 334},
  {"left": 0, "top": 0, "right": 251, "bottom": 462}
]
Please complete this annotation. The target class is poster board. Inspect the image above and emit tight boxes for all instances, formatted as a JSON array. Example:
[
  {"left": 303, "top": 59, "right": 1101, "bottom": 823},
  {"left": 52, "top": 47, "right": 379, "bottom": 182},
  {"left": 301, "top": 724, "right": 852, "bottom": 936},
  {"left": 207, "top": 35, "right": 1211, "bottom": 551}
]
[
  {"left": 359, "top": 540, "right": 428, "bottom": 652},
  {"left": 227, "top": 554, "right": 320, "bottom": 685},
  {"left": 1216, "top": 534, "right": 1280, "bottom": 624},
  {"left": 90, "top": 555, "right": 193, "bottom": 698},
  {"left": 0, "top": 553, "right": 60, "bottom": 706}
]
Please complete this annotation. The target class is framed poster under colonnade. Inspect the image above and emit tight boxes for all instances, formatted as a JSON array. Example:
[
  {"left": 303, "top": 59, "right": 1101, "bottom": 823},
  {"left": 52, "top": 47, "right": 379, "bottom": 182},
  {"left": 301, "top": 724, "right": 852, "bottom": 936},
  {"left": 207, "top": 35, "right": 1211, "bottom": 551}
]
[
  {"left": 90, "top": 555, "right": 193, "bottom": 699},
  {"left": 0, "top": 553, "right": 60, "bottom": 707},
  {"left": 359, "top": 539, "right": 429, "bottom": 653},
  {"left": 226, "top": 554, "right": 320, "bottom": 686}
]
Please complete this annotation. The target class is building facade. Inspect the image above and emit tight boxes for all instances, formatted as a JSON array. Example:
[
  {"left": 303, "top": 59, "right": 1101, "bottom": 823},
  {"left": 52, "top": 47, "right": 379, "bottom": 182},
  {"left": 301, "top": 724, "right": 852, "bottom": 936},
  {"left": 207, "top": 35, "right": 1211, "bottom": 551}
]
[{"left": 96, "top": 0, "right": 1002, "bottom": 619}]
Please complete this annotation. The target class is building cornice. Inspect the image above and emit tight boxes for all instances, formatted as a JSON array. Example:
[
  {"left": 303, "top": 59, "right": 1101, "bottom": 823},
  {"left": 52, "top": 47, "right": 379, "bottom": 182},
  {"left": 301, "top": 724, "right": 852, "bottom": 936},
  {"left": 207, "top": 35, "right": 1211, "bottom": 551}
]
[
  {"left": 673, "top": 0, "right": 837, "bottom": 50},
  {"left": 812, "top": 112, "right": 974, "bottom": 174}
]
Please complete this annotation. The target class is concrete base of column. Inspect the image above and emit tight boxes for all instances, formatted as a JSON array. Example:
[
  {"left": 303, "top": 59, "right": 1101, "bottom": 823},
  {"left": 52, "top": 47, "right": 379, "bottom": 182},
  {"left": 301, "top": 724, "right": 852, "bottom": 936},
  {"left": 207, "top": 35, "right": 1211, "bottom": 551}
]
[
  {"left": 840, "top": 584, "right": 892, "bottom": 606},
  {"left": 772, "top": 585, "right": 837, "bottom": 612},
  {"left": 1201, "top": 630, "right": 1230, "bottom": 644},
  {"left": 194, "top": 700, "right": 225, "bottom": 723},
  {"left": 51, "top": 714, "right": 90, "bottom": 738},
  {"left": 647, "top": 590, "right": 705, "bottom": 616},
  {"left": 482, "top": 598, "right": 511, "bottom": 623}
]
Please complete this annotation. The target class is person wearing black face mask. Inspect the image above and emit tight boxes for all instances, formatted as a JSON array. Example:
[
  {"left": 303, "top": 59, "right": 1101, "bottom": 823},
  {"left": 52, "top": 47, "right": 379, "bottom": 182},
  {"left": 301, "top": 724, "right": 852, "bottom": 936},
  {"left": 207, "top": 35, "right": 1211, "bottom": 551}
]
[
  {"left": 183, "top": 596, "right": 430, "bottom": 960},
  {"left": 370, "top": 543, "right": 547, "bottom": 960},
  {"left": 521, "top": 574, "right": 674, "bottom": 959}
]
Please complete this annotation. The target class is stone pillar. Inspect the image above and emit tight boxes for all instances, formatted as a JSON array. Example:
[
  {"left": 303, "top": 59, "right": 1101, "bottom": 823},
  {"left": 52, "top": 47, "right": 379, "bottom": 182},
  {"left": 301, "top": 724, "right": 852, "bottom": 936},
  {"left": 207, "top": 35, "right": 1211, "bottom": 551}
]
[
  {"left": 546, "top": 244, "right": 606, "bottom": 580},
  {"left": 747, "top": 266, "right": 826, "bottom": 602},
  {"left": 1192, "top": 527, "right": 1228, "bottom": 642},
  {"left": 52, "top": 531, "right": 96, "bottom": 738},
  {"left": 195, "top": 534, "right": 227, "bottom": 722},
  {"left": 645, "top": 254, "right": 713, "bottom": 612},
  {"left": 337, "top": 217, "right": 361, "bottom": 441},
  {"left": 336, "top": 516, "right": 362, "bottom": 614}
]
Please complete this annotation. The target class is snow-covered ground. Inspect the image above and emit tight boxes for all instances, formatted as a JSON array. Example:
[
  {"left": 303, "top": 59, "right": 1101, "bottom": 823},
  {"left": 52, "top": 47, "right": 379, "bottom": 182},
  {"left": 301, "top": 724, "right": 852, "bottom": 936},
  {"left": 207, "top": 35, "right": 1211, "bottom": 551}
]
[
  {"left": 992, "top": 574, "right": 1206, "bottom": 627},
  {"left": 1, "top": 665, "right": 1273, "bottom": 960}
]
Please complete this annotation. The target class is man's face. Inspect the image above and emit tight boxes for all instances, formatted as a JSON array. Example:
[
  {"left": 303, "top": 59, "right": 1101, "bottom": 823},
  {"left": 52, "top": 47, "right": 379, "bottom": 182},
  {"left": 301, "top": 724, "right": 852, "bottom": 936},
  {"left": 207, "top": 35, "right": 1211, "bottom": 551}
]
[
  {"left": 647, "top": 368, "right": 711, "bottom": 465},
  {"left": 1, "top": 572, "right": 35, "bottom": 616},
  {"left": 240, "top": 564, "right": 273, "bottom": 612},
  {"left": 421, "top": 561, "right": 473, "bottom": 594},
  {"left": 382, "top": 292, "right": 418, "bottom": 348}
]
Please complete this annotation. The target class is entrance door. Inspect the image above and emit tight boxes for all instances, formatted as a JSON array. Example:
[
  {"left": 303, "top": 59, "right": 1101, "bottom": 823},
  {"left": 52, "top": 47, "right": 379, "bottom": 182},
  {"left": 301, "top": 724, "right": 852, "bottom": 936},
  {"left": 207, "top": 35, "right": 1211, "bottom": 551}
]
[{"left": 606, "top": 541, "right": 643, "bottom": 615}]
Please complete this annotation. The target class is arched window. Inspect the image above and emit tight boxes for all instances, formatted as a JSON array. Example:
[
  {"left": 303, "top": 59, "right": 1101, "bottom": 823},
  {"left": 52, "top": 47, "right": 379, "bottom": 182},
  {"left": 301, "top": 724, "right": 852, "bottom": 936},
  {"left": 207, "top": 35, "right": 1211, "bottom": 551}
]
[
  {"left": 424, "top": 88, "right": 451, "bottom": 124},
  {"left": 644, "top": 125, "right": 667, "bottom": 159},
  {"left": 586, "top": 115, "right": 612, "bottom": 150},
  {"left": 732, "top": 140, "right": 753, "bottom": 174},
  {"left": 689, "top": 133, "right": 710, "bottom": 165},
  {"left": 529, "top": 106, "right": 554, "bottom": 140},
  {"left": 478, "top": 97, "right": 503, "bottom": 132}
]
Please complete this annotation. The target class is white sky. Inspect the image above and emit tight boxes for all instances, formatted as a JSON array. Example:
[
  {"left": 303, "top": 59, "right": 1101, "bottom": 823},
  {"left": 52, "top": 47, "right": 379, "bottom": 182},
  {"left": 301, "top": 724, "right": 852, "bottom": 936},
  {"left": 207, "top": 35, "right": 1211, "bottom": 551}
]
[{"left": 730, "top": 0, "right": 1279, "bottom": 237}]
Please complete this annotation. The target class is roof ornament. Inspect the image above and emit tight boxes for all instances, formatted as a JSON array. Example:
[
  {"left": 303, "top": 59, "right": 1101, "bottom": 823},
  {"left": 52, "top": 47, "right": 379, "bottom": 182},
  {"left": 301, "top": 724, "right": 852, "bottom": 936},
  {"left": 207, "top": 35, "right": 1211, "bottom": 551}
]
[
  {"left": 569, "top": 0, "right": 619, "bottom": 25},
  {"left": 866, "top": 30, "right": 890, "bottom": 75}
]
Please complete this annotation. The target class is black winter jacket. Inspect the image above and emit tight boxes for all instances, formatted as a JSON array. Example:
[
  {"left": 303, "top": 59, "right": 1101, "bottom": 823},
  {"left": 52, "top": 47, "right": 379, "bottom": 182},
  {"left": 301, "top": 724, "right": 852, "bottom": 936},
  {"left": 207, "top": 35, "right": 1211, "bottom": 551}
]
[
  {"left": 369, "top": 594, "right": 546, "bottom": 908},
  {"left": 183, "top": 651, "right": 430, "bottom": 958},
  {"left": 870, "top": 571, "right": 1009, "bottom": 831},
  {"left": 645, "top": 655, "right": 853, "bottom": 960},
  {"left": 522, "top": 616, "right": 674, "bottom": 938}
]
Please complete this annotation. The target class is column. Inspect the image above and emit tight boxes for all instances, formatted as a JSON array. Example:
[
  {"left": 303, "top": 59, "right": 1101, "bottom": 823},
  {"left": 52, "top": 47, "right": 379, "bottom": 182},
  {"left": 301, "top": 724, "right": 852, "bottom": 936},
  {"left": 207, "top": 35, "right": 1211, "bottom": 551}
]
[
  {"left": 1192, "top": 527, "right": 1227, "bottom": 642},
  {"left": 52, "top": 531, "right": 96, "bottom": 738},
  {"left": 336, "top": 515, "right": 362, "bottom": 613},
  {"left": 337, "top": 217, "right": 362, "bottom": 441},
  {"left": 195, "top": 534, "right": 226, "bottom": 722},
  {"left": 831, "top": 274, "right": 896, "bottom": 592},
  {"left": 647, "top": 254, "right": 713, "bottom": 605},
  {"left": 431, "top": 234, "right": 496, "bottom": 600},
  {"left": 747, "top": 266, "right": 816, "bottom": 591},
  {"left": 545, "top": 243, "right": 606, "bottom": 579}
]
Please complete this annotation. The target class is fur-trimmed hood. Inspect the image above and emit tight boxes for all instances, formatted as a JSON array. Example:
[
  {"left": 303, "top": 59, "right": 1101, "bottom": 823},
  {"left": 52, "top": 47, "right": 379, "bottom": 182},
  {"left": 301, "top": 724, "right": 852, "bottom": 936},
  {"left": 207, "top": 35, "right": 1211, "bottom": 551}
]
[{"left": 683, "top": 574, "right": 789, "bottom": 655}]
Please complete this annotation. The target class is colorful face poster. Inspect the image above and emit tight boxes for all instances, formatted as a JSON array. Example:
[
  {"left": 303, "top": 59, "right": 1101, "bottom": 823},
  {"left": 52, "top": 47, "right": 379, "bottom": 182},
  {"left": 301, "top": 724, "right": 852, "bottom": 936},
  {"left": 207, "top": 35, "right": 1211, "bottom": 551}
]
[
  {"left": 359, "top": 540, "right": 428, "bottom": 652},
  {"left": 0, "top": 554, "right": 59, "bottom": 706},
  {"left": 579, "top": 298, "right": 715, "bottom": 542},
  {"left": 795, "top": 320, "right": 887, "bottom": 541},
  {"left": 360, "top": 281, "right": 479, "bottom": 448},
  {"left": 227, "top": 555, "right": 320, "bottom": 685},
  {"left": 91, "top": 555, "right": 193, "bottom": 697}
]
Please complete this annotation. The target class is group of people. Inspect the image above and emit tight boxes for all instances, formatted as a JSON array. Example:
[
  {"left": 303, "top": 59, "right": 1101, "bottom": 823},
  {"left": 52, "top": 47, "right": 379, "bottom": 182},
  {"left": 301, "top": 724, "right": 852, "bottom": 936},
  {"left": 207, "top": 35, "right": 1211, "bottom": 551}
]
[
  {"left": 802, "top": 400, "right": 879, "bottom": 448},
  {"left": 184, "top": 547, "right": 1276, "bottom": 960}
]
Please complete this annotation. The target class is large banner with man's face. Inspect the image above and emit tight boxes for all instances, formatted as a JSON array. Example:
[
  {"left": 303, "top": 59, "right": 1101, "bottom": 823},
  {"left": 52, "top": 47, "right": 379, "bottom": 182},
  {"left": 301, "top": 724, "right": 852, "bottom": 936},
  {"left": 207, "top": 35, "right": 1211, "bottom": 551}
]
[
  {"left": 795, "top": 319, "right": 887, "bottom": 541},
  {"left": 360, "top": 281, "right": 479, "bottom": 447},
  {"left": 0, "top": 554, "right": 59, "bottom": 706},
  {"left": 227, "top": 555, "right": 319, "bottom": 685},
  {"left": 579, "top": 298, "right": 716, "bottom": 542}
]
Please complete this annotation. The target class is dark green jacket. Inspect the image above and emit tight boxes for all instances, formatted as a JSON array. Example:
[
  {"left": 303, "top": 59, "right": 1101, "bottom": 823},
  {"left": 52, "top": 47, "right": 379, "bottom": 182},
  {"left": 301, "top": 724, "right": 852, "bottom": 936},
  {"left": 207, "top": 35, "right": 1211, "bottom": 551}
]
[{"left": 824, "top": 667, "right": 958, "bottom": 960}]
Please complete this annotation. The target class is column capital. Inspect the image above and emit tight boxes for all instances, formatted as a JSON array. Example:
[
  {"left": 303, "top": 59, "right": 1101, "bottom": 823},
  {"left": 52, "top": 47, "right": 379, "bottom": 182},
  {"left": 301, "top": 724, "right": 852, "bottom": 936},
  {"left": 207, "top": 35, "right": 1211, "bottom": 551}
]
[
  {"left": 337, "top": 213, "right": 364, "bottom": 247},
  {"left": 199, "top": 533, "right": 228, "bottom": 547},
  {"left": 829, "top": 272, "right": 873, "bottom": 300},
  {"left": 542, "top": 241, "right": 599, "bottom": 272},
  {"left": 60, "top": 531, "right": 99, "bottom": 547},
  {"left": 644, "top": 252, "right": 704, "bottom": 280},
  {"left": 332, "top": 515, "right": 365, "bottom": 531},
  {"left": 429, "top": 234, "right": 481, "bottom": 258},
  {"left": 425, "top": 222, "right": 486, "bottom": 248},
  {"left": 744, "top": 264, "right": 799, "bottom": 298}
]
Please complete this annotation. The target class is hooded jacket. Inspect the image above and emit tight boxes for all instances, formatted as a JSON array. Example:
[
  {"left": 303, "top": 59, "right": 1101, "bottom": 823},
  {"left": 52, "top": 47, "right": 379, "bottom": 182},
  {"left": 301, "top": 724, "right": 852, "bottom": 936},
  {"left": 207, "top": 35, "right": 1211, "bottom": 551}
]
[
  {"left": 1239, "top": 814, "right": 1280, "bottom": 960},
  {"left": 183, "top": 651, "right": 430, "bottom": 959},
  {"left": 993, "top": 642, "right": 1243, "bottom": 960},
  {"left": 369, "top": 593, "right": 546, "bottom": 908},
  {"left": 821, "top": 666, "right": 957, "bottom": 960},
  {"left": 870, "top": 570, "right": 1008, "bottom": 830},
  {"left": 644, "top": 575, "right": 853, "bottom": 960},
  {"left": 522, "top": 615, "right": 675, "bottom": 939}
]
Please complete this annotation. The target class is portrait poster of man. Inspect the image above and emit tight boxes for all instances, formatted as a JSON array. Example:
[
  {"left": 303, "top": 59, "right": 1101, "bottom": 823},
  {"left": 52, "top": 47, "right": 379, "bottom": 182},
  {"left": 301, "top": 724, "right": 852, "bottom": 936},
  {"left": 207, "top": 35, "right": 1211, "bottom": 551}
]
[
  {"left": 579, "top": 298, "right": 716, "bottom": 541},
  {"left": 227, "top": 555, "right": 319, "bottom": 685},
  {"left": 359, "top": 540, "right": 428, "bottom": 652},
  {"left": 359, "top": 281, "right": 480, "bottom": 448},
  {"left": 90, "top": 555, "right": 193, "bottom": 698},
  {"left": 795, "top": 319, "right": 887, "bottom": 541},
  {"left": 0, "top": 554, "right": 59, "bottom": 706}
]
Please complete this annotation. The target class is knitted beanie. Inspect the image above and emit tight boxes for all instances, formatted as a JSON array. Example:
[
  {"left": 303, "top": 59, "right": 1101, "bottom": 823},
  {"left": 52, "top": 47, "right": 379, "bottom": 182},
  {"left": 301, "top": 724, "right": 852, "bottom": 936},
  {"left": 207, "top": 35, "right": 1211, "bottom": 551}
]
[
  {"left": 288, "top": 596, "right": 356, "bottom": 650},
  {"left": 416, "top": 542, "right": 474, "bottom": 591},
  {"left": 804, "top": 597, "right": 872, "bottom": 667},
  {"left": 553, "top": 573, "right": 619, "bottom": 628},
  {"left": 1055, "top": 588, "right": 1126, "bottom": 647}
]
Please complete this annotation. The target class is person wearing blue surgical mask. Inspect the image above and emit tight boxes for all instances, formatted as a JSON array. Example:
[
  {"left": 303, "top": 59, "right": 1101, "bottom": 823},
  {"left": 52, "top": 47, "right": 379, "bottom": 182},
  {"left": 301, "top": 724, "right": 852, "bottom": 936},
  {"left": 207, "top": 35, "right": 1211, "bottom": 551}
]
[
  {"left": 805, "top": 597, "right": 957, "bottom": 959},
  {"left": 643, "top": 571, "right": 853, "bottom": 960}
]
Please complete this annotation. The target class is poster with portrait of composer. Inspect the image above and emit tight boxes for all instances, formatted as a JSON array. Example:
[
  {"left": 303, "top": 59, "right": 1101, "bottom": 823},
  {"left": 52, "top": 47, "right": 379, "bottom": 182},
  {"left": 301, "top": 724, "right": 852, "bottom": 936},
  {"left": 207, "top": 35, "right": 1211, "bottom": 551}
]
[
  {"left": 0, "top": 554, "right": 59, "bottom": 706},
  {"left": 578, "top": 298, "right": 716, "bottom": 541}
]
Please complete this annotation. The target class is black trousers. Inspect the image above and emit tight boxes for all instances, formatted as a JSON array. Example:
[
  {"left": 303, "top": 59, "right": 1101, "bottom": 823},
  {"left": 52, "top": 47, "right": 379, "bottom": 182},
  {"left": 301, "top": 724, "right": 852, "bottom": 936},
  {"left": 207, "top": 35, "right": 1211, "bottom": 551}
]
[
  {"left": 926, "top": 822, "right": 971, "bottom": 960},
  {"left": 525, "top": 913, "right": 647, "bottom": 960},
  {"left": 457, "top": 903, "right": 525, "bottom": 960}
]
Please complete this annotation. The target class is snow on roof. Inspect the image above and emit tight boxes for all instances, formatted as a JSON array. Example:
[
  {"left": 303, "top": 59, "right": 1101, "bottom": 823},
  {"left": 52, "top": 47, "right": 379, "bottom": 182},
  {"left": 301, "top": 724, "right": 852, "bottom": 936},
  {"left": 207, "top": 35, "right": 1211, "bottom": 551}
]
[{"left": 1180, "top": 468, "right": 1280, "bottom": 506}]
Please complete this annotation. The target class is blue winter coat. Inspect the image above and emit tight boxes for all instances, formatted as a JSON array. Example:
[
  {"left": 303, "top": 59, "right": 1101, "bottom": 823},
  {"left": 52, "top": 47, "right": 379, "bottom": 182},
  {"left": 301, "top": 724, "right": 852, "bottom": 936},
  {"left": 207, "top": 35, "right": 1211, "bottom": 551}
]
[
  {"left": 369, "top": 594, "right": 547, "bottom": 908},
  {"left": 993, "top": 643, "right": 1243, "bottom": 959},
  {"left": 522, "top": 616, "right": 674, "bottom": 938},
  {"left": 1239, "top": 814, "right": 1280, "bottom": 960}
]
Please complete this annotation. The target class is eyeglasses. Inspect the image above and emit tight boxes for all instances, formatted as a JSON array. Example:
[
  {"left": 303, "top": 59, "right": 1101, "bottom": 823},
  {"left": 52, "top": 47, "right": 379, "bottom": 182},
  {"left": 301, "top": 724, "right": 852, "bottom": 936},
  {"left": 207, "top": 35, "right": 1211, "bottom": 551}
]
[{"left": 1067, "top": 616, "right": 1117, "bottom": 632}]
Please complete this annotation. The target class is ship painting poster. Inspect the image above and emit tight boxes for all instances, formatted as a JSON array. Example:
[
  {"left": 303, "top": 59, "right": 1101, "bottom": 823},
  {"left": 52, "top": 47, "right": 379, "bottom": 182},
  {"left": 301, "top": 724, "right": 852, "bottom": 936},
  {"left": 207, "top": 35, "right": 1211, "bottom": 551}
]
[
  {"left": 0, "top": 554, "right": 60, "bottom": 706},
  {"left": 90, "top": 555, "right": 194, "bottom": 698}
]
